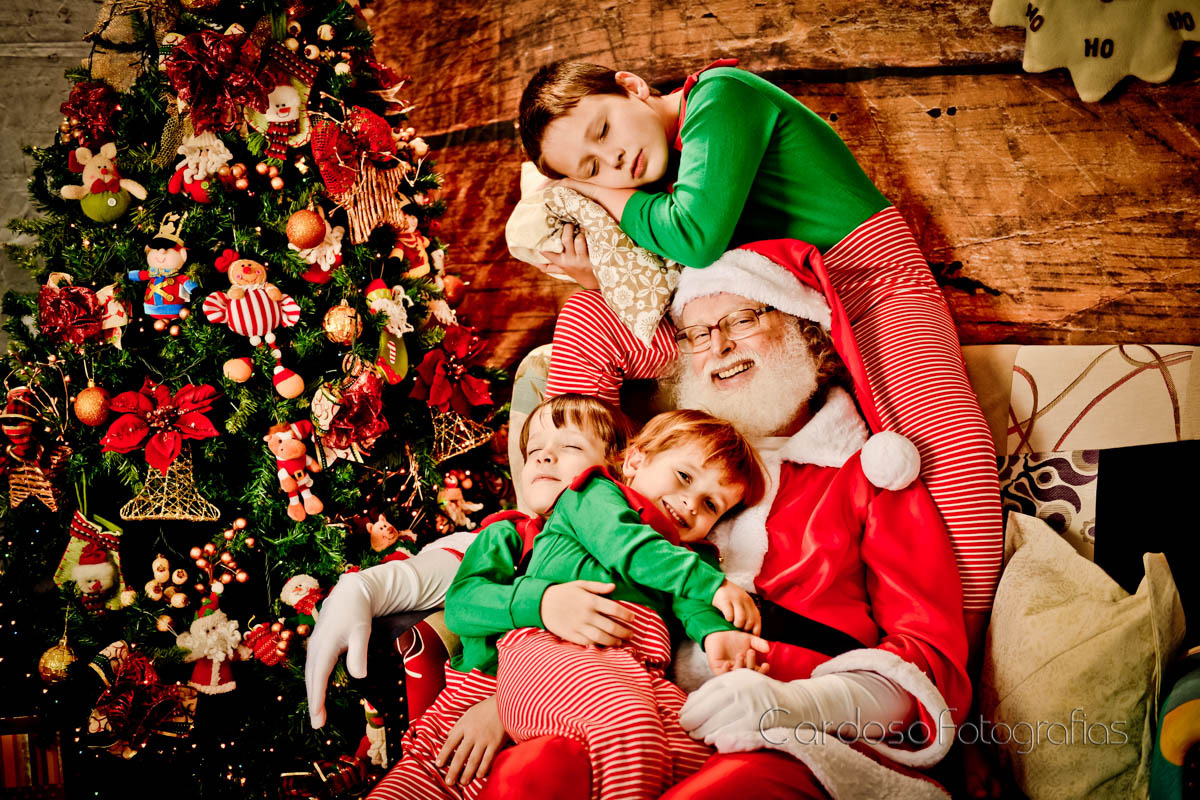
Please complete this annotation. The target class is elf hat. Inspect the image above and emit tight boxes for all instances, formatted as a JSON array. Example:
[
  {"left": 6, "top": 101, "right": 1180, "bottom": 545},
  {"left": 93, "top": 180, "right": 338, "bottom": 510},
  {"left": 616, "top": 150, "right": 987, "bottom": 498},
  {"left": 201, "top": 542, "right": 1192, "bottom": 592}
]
[{"left": 670, "top": 239, "right": 884, "bottom": 435}]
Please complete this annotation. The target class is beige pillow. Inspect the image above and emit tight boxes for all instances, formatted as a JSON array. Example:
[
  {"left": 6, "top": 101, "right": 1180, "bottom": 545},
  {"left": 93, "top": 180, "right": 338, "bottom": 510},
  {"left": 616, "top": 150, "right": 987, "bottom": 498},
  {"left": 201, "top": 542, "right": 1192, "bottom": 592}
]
[
  {"left": 980, "top": 512, "right": 1185, "bottom": 799},
  {"left": 505, "top": 162, "right": 679, "bottom": 345}
]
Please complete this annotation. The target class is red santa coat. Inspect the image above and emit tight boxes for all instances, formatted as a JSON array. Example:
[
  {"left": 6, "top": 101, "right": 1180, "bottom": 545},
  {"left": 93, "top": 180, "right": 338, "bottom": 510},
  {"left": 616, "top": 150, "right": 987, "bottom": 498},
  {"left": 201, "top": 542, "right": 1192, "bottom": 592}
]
[{"left": 674, "top": 387, "right": 971, "bottom": 800}]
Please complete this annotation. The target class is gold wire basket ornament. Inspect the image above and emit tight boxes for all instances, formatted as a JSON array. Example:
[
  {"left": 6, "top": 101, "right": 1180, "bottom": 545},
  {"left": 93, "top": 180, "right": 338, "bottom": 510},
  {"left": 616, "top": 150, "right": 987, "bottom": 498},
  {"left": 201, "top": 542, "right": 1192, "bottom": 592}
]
[
  {"left": 119, "top": 445, "right": 220, "bottom": 521},
  {"left": 430, "top": 409, "right": 494, "bottom": 464}
]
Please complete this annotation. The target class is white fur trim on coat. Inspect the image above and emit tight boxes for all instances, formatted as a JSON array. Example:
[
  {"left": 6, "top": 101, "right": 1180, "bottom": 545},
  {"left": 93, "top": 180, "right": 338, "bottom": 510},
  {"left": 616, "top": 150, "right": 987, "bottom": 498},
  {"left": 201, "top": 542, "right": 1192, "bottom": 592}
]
[
  {"left": 711, "top": 727, "right": 949, "bottom": 800},
  {"left": 669, "top": 248, "right": 831, "bottom": 328},
  {"left": 812, "top": 648, "right": 956, "bottom": 768},
  {"left": 708, "top": 387, "right": 866, "bottom": 592},
  {"left": 860, "top": 431, "right": 921, "bottom": 490}
]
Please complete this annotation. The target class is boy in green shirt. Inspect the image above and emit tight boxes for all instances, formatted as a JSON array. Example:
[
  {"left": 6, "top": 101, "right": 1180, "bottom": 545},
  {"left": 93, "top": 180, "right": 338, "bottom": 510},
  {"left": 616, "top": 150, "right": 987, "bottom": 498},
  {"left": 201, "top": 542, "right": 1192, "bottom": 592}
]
[{"left": 368, "top": 396, "right": 766, "bottom": 800}]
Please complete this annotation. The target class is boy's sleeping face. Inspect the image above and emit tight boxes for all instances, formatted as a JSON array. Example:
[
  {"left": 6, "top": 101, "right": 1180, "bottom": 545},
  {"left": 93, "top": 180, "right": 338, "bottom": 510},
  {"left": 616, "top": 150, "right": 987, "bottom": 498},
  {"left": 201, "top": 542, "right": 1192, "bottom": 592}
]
[
  {"left": 522, "top": 406, "right": 610, "bottom": 516},
  {"left": 622, "top": 443, "right": 745, "bottom": 543},
  {"left": 539, "top": 92, "right": 670, "bottom": 189}
]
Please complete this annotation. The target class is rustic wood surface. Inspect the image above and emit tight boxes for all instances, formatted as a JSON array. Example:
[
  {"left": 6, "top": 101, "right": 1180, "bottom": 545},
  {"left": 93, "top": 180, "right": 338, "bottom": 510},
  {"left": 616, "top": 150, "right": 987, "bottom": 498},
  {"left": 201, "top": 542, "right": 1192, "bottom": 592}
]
[{"left": 372, "top": 0, "right": 1200, "bottom": 370}]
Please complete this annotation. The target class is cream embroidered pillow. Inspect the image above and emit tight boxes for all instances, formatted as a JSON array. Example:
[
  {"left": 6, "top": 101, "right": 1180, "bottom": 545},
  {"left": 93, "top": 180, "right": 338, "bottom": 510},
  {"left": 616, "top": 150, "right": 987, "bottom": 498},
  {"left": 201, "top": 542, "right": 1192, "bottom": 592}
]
[{"left": 505, "top": 163, "right": 679, "bottom": 345}]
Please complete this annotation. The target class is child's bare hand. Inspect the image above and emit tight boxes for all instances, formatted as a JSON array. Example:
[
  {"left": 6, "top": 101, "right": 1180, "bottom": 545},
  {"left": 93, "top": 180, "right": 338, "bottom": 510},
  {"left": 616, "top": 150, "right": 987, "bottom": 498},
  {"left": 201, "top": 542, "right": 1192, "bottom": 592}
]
[
  {"left": 541, "top": 580, "right": 635, "bottom": 646},
  {"left": 704, "top": 630, "right": 771, "bottom": 676},
  {"left": 436, "top": 694, "right": 508, "bottom": 786},
  {"left": 539, "top": 223, "right": 600, "bottom": 290},
  {"left": 712, "top": 580, "right": 761, "bottom": 634}
]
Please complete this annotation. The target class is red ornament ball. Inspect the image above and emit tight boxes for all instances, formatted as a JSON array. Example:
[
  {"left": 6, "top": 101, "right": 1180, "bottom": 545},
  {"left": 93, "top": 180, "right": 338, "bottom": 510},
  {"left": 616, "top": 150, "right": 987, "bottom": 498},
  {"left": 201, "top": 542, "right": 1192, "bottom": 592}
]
[
  {"left": 287, "top": 209, "right": 326, "bottom": 249},
  {"left": 442, "top": 275, "right": 467, "bottom": 308},
  {"left": 74, "top": 384, "right": 111, "bottom": 427}
]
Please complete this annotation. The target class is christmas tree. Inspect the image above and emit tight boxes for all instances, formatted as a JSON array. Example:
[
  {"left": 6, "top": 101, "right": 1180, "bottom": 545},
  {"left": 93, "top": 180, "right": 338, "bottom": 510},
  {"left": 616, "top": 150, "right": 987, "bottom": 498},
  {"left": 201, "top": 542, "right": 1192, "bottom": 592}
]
[{"left": 0, "top": 1, "right": 508, "bottom": 796}]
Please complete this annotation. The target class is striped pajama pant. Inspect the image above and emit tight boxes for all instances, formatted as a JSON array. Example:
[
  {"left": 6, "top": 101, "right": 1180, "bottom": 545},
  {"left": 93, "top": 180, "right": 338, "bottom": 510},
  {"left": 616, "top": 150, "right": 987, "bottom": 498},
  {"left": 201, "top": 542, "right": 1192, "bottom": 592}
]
[
  {"left": 545, "top": 207, "right": 1003, "bottom": 611},
  {"left": 495, "top": 602, "right": 712, "bottom": 800},
  {"left": 367, "top": 666, "right": 497, "bottom": 800}
]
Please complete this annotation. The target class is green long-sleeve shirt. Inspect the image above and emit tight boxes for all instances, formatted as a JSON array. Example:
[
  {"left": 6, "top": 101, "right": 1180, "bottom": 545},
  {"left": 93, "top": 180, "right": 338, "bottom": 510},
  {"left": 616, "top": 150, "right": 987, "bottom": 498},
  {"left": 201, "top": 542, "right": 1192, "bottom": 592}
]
[
  {"left": 444, "top": 474, "right": 734, "bottom": 675},
  {"left": 621, "top": 67, "right": 890, "bottom": 267}
]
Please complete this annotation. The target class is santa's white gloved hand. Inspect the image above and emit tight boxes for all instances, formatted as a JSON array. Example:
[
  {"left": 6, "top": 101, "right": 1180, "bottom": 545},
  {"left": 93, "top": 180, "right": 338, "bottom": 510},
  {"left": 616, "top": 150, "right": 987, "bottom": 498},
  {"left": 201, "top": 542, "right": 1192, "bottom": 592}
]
[
  {"left": 305, "top": 547, "right": 461, "bottom": 728},
  {"left": 678, "top": 668, "right": 915, "bottom": 750}
]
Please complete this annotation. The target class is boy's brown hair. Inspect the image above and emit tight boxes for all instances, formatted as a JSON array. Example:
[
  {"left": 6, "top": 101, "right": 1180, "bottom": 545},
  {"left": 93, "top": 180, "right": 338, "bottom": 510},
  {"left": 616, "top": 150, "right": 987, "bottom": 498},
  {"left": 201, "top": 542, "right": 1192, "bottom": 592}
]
[
  {"left": 518, "top": 61, "right": 652, "bottom": 178},
  {"left": 519, "top": 393, "right": 631, "bottom": 468},
  {"left": 629, "top": 409, "right": 766, "bottom": 509}
]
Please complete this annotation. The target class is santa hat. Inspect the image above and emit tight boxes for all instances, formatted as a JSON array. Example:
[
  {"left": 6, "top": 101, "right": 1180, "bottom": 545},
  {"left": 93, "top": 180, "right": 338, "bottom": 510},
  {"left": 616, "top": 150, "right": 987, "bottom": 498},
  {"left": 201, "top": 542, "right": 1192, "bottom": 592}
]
[
  {"left": 196, "top": 593, "right": 220, "bottom": 618},
  {"left": 78, "top": 541, "right": 108, "bottom": 566},
  {"left": 670, "top": 240, "right": 921, "bottom": 491}
]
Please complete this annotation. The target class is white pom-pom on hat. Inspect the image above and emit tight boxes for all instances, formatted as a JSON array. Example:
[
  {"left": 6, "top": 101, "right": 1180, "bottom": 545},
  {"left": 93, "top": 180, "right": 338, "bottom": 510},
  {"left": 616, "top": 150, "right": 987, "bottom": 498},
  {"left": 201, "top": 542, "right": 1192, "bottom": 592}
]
[{"left": 859, "top": 431, "right": 921, "bottom": 490}]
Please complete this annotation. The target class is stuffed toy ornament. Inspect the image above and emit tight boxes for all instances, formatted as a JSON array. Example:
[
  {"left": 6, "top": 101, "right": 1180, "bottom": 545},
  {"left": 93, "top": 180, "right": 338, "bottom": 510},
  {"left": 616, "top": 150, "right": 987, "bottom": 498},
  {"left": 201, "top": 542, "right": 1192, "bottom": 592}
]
[
  {"left": 60, "top": 142, "right": 147, "bottom": 222},
  {"left": 264, "top": 421, "right": 323, "bottom": 521},
  {"left": 128, "top": 212, "right": 197, "bottom": 321},
  {"left": 280, "top": 574, "right": 326, "bottom": 623},
  {"left": 366, "top": 512, "right": 416, "bottom": 552},
  {"left": 175, "top": 595, "right": 250, "bottom": 695},
  {"left": 169, "top": 131, "right": 232, "bottom": 203},
  {"left": 72, "top": 542, "right": 118, "bottom": 614},
  {"left": 202, "top": 249, "right": 304, "bottom": 398}
]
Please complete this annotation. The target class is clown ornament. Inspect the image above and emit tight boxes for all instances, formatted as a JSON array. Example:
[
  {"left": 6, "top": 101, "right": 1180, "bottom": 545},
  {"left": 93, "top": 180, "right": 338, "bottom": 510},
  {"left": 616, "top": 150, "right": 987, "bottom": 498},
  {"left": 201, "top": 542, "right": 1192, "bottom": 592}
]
[
  {"left": 202, "top": 249, "right": 304, "bottom": 398},
  {"left": 128, "top": 212, "right": 197, "bottom": 322}
]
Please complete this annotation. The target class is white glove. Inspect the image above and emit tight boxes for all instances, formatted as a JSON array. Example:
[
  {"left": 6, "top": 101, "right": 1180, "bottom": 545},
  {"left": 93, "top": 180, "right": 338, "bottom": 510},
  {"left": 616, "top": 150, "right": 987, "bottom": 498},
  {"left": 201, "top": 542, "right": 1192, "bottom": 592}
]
[
  {"left": 678, "top": 668, "right": 915, "bottom": 748},
  {"left": 305, "top": 548, "right": 461, "bottom": 728}
]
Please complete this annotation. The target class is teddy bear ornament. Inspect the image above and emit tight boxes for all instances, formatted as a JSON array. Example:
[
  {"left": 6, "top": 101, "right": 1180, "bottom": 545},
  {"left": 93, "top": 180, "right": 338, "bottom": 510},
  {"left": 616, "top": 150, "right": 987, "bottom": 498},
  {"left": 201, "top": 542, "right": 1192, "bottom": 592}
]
[{"left": 60, "top": 142, "right": 147, "bottom": 222}]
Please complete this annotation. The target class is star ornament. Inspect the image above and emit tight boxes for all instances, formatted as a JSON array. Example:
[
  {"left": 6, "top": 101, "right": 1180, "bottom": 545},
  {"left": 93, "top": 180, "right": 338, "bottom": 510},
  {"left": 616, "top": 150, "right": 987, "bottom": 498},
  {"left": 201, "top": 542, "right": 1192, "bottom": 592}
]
[{"left": 991, "top": 0, "right": 1200, "bottom": 101}]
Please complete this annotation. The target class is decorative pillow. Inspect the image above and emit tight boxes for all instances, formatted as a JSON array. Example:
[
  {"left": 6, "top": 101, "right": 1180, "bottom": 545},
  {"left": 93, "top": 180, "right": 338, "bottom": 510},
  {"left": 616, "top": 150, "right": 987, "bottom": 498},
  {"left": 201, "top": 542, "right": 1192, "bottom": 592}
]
[
  {"left": 981, "top": 512, "right": 1185, "bottom": 800},
  {"left": 998, "top": 449, "right": 1098, "bottom": 560},
  {"left": 505, "top": 162, "right": 679, "bottom": 345}
]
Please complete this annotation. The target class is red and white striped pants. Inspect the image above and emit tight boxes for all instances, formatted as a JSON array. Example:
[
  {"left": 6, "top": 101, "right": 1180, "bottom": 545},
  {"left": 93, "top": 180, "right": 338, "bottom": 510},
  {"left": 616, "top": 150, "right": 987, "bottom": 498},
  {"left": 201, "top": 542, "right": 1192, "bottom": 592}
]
[
  {"left": 495, "top": 603, "right": 712, "bottom": 800},
  {"left": 545, "top": 208, "right": 1003, "bottom": 611},
  {"left": 367, "top": 666, "right": 497, "bottom": 800}
]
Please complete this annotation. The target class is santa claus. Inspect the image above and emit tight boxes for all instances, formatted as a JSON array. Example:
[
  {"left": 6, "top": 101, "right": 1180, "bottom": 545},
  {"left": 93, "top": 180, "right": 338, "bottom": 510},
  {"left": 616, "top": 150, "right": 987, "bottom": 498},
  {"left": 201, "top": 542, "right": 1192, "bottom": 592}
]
[
  {"left": 176, "top": 596, "right": 249, "bottom": 695},
  {"left": 306, "top": 242, "right": 970, "bottom": 799}
]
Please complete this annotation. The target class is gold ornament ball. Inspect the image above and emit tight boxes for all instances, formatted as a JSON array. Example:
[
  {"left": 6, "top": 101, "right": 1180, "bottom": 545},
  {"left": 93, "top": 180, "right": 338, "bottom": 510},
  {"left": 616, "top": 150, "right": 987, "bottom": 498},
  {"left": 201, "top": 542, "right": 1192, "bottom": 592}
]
[
  {"left": 178, "top": 308, "right": 190, "bottom": 320},
  {"left": 169, "top": 325, "right": 181, "bottom": 337},
  {"left": 255, "top": 161, "right": 269, "bottom": 175},
  {"left": 234, "top": 517, "right": 247, "bottom": 530},
  {"left": 323, "top": 302, "right": 362, "bottom": 345},
  {"left": 74, "top": 384, "right": 112, "bottom": 427},
  {"left": 296, "top": 623, "right": 311, "bottom": 636},
  {"left": 156, "top": 614, "right": 173, "bottom": 632},
  {"left": 287, "top": 210, "right": 326, "bottom": 249},
  {"left": 153, "top": 319, "right": 168, "bottom": 332},
  {"left": 39, "top": 642, "right": 76, "bottom": 683},
  {"left": 235, "top": 177, "right": 250, "bottom": 191},
  {"left": 270, "top": 176, "right": 285, "bottom": 191}
]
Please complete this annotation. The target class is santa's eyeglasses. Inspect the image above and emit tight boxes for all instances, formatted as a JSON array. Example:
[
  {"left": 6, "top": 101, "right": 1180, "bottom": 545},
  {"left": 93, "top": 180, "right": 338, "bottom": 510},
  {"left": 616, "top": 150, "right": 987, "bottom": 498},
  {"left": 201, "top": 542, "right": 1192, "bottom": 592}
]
[{"left": 674, "top": 306, "right": 775, "bottom": 353}]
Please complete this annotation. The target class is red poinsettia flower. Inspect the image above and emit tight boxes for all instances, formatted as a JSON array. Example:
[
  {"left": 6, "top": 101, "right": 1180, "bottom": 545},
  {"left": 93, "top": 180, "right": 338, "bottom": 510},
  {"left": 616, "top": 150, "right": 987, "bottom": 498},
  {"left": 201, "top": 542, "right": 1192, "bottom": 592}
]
[
  {"left": 410, "top": 326, "right": 493, "bottom": 416},
  {"left": 100, "top": 379, "right": 221, "bottom": 474}
]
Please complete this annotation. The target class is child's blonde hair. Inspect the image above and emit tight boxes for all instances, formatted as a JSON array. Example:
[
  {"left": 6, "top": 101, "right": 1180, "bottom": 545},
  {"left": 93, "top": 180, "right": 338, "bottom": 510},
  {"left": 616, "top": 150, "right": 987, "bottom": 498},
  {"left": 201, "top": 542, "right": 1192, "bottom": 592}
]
[
  {"left": 628, "top": 410, "right": 766, "bottom": 509},
  {"left": 519, "top": 393, "right": 631, "bottom": 468},
  {"left": 518, "top": 61, "right": 657, "bottom": 178}
]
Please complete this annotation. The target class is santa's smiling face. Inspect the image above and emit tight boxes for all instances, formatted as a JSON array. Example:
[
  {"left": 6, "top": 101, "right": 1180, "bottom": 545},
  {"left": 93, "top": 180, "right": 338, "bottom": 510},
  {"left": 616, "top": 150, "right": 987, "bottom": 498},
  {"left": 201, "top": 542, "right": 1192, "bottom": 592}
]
[
  {"left": 265, "top": 84, "right": 302, "bottom": 123},
  {"left": 675, "top": 293, "right": 819, "bottom": 439}
]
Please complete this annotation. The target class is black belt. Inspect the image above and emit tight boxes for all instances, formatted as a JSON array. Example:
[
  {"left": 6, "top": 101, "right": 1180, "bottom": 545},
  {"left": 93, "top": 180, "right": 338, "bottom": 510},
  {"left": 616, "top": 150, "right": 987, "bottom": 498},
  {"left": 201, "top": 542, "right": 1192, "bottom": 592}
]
[{"left": 755, "top": 595, "right": 866, "bottom": 657}]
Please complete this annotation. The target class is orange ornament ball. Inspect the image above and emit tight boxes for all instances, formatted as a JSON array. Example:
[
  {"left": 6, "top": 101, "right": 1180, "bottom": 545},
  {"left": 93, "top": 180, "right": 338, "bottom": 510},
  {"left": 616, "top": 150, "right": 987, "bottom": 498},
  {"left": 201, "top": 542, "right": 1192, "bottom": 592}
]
[
  {"left": 442, "top": 275, "right": 467, "bottom": 308},
  {"left": 74, "top": 384, "right": 111, "bottom": 427},
  {"left": 287, "top": 210, "right": 326, "bottom": 249}
]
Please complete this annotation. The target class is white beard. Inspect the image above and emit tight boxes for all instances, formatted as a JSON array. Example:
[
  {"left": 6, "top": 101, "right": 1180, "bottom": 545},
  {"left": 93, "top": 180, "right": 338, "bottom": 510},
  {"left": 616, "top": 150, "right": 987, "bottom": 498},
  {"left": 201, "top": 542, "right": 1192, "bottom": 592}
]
[{"left": 675, "top": 326, "right": 817, "bottom": 438}]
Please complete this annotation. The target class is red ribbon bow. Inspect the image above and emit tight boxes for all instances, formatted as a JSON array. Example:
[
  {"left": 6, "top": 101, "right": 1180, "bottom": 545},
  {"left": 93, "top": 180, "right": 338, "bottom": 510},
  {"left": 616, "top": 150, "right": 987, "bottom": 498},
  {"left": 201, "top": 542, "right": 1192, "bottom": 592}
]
[
  {"left": 309, "top": 106, "right": 396, "bottom": 195},
  {"left": 409, "top": 326, "right": 493, "bottom": 415},
  {"left": 90, "top": 176, "right": 122, "bottom": 194}
]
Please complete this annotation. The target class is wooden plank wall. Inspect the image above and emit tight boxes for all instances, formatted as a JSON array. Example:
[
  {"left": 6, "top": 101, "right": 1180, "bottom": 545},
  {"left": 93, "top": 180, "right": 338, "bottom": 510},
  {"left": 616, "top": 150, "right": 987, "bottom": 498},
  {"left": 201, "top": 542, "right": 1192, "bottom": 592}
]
[{"left": 371, "top": 0, "right": 1200, "bottom": 370}]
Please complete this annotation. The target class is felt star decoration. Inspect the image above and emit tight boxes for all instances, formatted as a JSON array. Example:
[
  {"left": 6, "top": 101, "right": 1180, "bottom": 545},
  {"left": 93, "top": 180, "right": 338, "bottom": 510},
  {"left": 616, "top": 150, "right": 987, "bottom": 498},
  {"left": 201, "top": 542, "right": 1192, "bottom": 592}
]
[{"left": 991, "top": 0, "right": 1200, "bottom": 101}]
